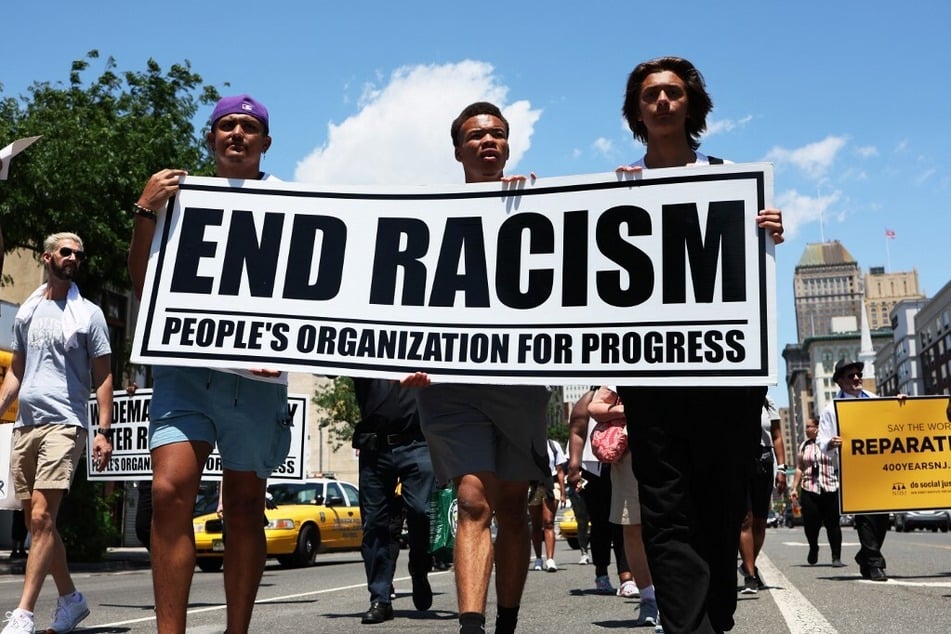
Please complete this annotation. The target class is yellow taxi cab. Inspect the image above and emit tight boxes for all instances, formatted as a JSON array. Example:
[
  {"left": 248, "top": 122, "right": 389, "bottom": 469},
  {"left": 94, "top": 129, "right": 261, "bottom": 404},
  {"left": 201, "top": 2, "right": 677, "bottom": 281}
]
[
  {"left": 559, "top": 507, "right": 583, "bottom": 549},
  {"left": 193, "top": 478, "right": 362, "bottom": 572}
]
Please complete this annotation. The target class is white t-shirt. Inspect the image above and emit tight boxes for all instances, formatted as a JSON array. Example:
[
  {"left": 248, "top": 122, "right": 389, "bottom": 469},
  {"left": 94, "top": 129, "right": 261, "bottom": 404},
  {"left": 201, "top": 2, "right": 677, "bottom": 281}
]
[{"left": 628, "top": 151, "right": 731, "bottom": 169}]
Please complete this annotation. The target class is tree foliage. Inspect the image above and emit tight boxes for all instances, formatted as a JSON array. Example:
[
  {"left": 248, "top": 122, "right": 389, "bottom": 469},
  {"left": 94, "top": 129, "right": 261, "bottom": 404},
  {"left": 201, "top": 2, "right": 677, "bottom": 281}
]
[
  {"left": 58, "top": 459, "right": 122, "bottom": 561},
  {"left": 0, "top": 50, "right": 220, "bottom": 297},
  {"left": 312, "top": 376, "right": 361, "bottom": 451}
]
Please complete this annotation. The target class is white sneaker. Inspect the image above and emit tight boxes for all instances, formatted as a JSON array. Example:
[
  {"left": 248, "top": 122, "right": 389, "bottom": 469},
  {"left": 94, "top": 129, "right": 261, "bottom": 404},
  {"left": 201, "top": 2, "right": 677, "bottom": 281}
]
[
  {"left": 532, "top": 557, "right": 543, "bottom": 571},
  {"left": 2, "top": 610, "right": 35, "bottom": 634},
  {"left": 544, "top": 558, "right": 558, "bottom": 572},
  {"left": 616, "top": 579, "right": 639, "bottom": 598},
  {"left": 48, "top": 593, "right": 89, "bottom": 633},
  {"left": 578, "top": 552, "right": 592, "bottom": 565}
]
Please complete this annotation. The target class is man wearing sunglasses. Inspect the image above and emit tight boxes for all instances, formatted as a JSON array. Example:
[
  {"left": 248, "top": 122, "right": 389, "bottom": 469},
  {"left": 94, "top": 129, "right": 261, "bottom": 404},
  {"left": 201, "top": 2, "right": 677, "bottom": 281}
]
[
  {"left": 817, "top": 358, "right": 890, "bottom": 581},
  {"left": 0, "top": 232, "right": 114, "bottom": 634}
]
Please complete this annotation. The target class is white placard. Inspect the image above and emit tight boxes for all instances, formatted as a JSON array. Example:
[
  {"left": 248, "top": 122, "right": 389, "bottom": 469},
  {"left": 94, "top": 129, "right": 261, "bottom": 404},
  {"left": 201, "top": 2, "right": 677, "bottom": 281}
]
[{"left": 85, "top": 389, "right": 308, "bottom": 481}]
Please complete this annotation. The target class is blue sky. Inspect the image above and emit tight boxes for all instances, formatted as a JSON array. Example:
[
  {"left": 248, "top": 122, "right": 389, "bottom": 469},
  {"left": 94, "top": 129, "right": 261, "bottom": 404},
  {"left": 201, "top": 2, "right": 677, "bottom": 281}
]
[{"left": 4, "top": 1, "right": 950, "bottom": 406}]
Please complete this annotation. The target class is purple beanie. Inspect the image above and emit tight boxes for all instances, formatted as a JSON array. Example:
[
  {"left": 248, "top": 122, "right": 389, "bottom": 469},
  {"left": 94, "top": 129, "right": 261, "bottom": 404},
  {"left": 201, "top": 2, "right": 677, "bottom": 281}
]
[{"left": 210, "top": 94, "right": 269, "bottom": 131}]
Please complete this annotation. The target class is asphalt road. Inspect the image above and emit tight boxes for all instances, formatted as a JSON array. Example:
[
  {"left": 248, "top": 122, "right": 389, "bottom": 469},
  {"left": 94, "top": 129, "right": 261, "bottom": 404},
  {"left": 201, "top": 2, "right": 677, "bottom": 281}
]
[{"left": 2, "top": 526, "right": 950, "bottom": 632}]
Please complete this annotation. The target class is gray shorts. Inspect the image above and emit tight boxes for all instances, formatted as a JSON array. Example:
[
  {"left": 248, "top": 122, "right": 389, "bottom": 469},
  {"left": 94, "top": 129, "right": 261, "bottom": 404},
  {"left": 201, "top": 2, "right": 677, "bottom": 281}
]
[{"left": 416, "top": 384, "right": 550, "bottom": 485}]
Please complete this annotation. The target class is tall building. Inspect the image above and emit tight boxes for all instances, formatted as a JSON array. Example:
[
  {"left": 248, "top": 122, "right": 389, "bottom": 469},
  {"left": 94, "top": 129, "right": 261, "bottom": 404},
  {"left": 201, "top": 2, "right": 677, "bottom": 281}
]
[
  {"left": 793, "top": 241, "right": 863, "bottom": 341},
  {"left": 786, "top": 241, "right": 923, "bottom": 446},
  {"left": 916, "top": 279, "right": 951, "bottom": 396},
  {"left": 875, "top": 298, "right": 928, "bottom": 396},
  {"left": 864, "top": 266, "right": 924, "bottom": 332},
  {"left": 781, "top": 343, "right": 812, "bottom": 444}
]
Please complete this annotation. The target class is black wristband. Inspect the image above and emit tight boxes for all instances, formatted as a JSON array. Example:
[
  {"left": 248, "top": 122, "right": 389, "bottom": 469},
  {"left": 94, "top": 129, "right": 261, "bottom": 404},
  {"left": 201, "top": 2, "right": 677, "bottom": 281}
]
[{"left": 97, "top": 427, "right": 115, "bottom": 441}]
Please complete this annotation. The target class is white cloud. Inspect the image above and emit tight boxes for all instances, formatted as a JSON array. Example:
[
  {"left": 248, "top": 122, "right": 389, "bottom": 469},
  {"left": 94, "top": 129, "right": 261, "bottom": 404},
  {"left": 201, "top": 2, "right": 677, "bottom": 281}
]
[
  {"left": 705, "top": 114, "right": 752, "bottom": 137},
  {"left": 592, "top": 137, "right": 614, "bottom": 157},
  {"left": 916, "top": 168, "right": 937, "bottom": 185},
  {"left": 774, "top": 188, "right": 842, "bottom": 239},
  {"left": 294, "top": 60, "right": 541, "bottom": 185},
  {"left": 764, "top": 135, "right": 847, "bottom": 180},
  {"left": 894, "top": 139, "right": 909, "bottom": 154},
  {"left": 855, "top": 145, "right": 878, "bottom": 159}
]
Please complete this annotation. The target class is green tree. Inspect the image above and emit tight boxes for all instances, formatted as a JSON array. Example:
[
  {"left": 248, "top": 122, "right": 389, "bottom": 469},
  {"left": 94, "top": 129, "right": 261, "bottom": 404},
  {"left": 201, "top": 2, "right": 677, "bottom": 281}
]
[
  {"left": 58, "top": 459, "right": 121, "bottom": 562},
  {"left": 0, "top": 51, "right": 221, "bottom": 560},
  {"left": 0, "top": 50, "right": 220, "bottom": 297},
  {"left": 312, "top": 376, "right": 361, "bottom": 451}
]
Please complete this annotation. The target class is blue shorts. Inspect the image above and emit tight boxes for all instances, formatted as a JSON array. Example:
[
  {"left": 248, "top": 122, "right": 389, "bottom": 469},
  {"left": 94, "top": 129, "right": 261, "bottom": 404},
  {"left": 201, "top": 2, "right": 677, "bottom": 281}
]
[{"left": 149, "top": 366, "right": 291, "bottom": 479}]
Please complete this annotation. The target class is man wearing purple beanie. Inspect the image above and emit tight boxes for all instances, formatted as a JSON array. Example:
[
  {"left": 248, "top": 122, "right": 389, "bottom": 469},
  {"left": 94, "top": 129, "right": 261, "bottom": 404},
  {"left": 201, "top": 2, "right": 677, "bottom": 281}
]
[{"left": 128, "top": 94, "right": 291, "bottom": 634}]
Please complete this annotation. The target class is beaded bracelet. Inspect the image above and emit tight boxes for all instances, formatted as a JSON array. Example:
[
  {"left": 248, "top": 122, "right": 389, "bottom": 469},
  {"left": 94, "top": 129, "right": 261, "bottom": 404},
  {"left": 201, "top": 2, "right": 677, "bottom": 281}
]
[{"left": 133, "top": 202, "right": 157, "bottom": 221}]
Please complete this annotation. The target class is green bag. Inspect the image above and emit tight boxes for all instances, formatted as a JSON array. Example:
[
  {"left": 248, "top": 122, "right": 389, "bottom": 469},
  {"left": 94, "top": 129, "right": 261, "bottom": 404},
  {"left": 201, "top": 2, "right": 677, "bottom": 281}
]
[{"left": 428, "top": 485, "right": 457, "bottom": 560}]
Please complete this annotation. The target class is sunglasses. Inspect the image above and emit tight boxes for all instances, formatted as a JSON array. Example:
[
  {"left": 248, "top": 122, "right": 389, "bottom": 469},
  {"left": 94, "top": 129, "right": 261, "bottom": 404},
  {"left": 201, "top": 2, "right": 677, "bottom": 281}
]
[
  {"left": 847, "top": 372, "right": 863, "bottom": 379},
  {"left": 58, "top": 247, "right": 86, "bottom": 261}
]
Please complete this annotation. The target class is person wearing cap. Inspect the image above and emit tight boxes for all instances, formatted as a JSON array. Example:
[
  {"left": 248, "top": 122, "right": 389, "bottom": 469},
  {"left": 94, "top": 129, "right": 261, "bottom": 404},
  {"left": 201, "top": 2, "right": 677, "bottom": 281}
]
[
  {"left": 817, "top": 358, "right": 890, "bottom": 581},
  {"left": 128, "top": 94, "right": 291, "bottom": 634}
]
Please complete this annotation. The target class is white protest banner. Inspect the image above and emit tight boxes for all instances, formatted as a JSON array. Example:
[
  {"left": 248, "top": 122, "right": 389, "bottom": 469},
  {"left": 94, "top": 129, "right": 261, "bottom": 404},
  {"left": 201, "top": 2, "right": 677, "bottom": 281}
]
[
  {"left": 132, "top": 164, "right": 776, "bottom": 386},
  {"left": 85, "top": 389, "right": 308, "bottom": 481}
]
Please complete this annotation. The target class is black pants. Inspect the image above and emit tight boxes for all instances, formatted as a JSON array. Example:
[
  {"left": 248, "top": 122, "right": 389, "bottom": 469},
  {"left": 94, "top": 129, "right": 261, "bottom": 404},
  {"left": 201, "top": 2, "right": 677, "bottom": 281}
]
[
  {"left": 800, "top": 489, "right": 842, "bottom": 559},
  {"left": 618, "top": 386, "right": 764, "bottom": 634},
  {"left": 579, "top": 465, "right": 627, "bottom": 578},
  {"left": 854, "top": 513, "right": 889, "bottom": 570},
  {"left": 358, "top": 440, "right": 435, "bottom": 604}
]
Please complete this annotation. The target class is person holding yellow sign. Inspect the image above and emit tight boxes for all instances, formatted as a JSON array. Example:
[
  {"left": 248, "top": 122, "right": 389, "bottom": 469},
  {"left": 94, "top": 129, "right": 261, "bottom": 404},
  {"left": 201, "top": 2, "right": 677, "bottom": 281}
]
[{"left": 817, "top": 358, "right": 890, "bottom": 581}]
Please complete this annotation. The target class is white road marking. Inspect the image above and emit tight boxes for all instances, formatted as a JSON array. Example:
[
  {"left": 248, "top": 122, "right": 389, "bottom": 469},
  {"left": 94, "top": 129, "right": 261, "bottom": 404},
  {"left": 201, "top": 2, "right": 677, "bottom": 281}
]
[
  {"left": 94, "top": 570, "right": 453, "bottom": 628},
  {"left": 781, "top": 541, "right": 861, "bottom": 547},
  {"left": 756, "top": 552, "right": 838, "bottom": 634}
]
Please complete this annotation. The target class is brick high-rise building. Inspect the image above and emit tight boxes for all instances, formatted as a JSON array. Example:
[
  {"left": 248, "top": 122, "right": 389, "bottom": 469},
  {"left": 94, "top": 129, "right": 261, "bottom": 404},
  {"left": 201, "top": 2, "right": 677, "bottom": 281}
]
[{"left": 793, "top": 241, "right": 863, "bottom": 341}]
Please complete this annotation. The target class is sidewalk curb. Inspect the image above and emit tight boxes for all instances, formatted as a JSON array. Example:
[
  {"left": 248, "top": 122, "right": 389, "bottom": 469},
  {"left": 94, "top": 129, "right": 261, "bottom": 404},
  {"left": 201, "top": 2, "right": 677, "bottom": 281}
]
[{"left": 0, "top": 548, "right": 151, "bottom": 575}]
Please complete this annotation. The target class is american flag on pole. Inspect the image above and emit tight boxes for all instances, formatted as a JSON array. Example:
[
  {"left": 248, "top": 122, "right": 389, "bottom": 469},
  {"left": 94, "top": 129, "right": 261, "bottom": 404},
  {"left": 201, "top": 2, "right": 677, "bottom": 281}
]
[{"left": 885, "top": 229, "right": 896, "bottom": 239}]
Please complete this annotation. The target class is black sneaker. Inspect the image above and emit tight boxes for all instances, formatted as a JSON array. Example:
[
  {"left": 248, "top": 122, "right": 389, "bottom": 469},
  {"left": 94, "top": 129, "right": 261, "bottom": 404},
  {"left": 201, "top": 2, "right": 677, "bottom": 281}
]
[
  {"left": 740, "top": 574, "right": 758, "bottom": 594},
  {"left": 807, "top": 545, "right": 819, "bottom": 565}
]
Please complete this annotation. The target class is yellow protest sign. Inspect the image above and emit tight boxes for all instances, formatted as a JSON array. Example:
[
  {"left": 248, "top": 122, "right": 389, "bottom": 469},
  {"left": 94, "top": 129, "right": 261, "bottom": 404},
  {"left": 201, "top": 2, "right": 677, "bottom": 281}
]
[
  {"left": 836, "top": 396, "right": 951, "bottom": 514},
  {"left": 0, "top": 350, "right": 17, "bottom": 423}
]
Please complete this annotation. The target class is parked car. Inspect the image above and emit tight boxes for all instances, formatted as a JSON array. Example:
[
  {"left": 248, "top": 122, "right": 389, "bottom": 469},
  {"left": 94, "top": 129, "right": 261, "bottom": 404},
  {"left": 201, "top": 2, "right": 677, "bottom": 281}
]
[
  {"left": 193, "top": 478, "right": 362, "bottom": 572},
  {"left": 894, "top": 509, "right": 950, "bottom": 532}
]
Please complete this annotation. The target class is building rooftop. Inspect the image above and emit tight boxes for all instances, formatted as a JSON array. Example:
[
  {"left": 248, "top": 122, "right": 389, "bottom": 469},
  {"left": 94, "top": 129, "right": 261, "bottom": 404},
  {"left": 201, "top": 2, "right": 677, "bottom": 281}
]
[{"left": 795, "top": 240, "right": 857, "bottom": 268}]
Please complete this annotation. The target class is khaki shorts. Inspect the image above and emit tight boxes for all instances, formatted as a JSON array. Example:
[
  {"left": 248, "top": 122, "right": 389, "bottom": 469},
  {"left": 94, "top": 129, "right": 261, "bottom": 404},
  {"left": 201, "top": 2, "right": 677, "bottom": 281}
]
[
  {"left": 528, "top": 477, "right": 554, "bottom": 506},
  {"left": 609, "top": 451, "right": 641, "bottom": 525},
  {"left": 12, "top": 424, "right": 87, "bottom": 499}
]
